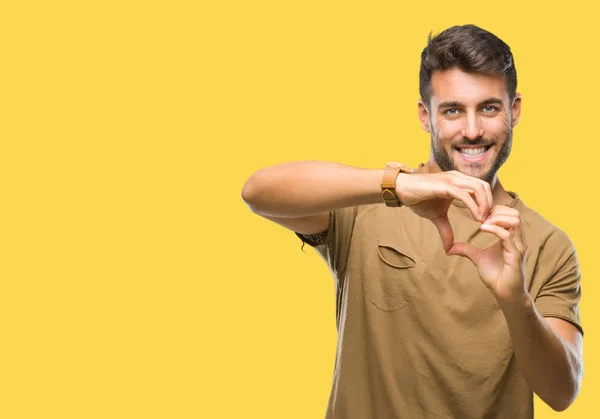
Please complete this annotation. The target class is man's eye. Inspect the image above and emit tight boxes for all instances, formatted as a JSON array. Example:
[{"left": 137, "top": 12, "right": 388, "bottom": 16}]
[
  {"left": 482, "top": 105, "right": 498, "bottom": 112},
  {"left": 445, "top": 108, "right": 459, "bottom": 115}
]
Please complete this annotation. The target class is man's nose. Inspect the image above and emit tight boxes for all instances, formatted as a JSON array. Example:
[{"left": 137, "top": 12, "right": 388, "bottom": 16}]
[{"left": 461, "top": 112, "right": 484, "bottom": 140}]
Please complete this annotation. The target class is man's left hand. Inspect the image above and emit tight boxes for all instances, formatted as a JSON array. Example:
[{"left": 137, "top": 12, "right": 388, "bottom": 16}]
[{"left": 447, "top": 205, "right": 528, "bottom": 303}]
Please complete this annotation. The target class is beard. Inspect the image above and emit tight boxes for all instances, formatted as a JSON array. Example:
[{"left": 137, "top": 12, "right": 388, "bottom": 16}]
[{"left": 430, "top": 125, "right": 512, "bottom": 184}]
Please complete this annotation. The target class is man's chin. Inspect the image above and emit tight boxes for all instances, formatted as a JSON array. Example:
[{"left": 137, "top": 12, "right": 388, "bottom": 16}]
[{"left": 452, "top": 163, "right": 493, "bottom": 182}]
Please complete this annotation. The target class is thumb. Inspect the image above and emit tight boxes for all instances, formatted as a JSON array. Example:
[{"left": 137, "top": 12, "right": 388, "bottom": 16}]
[
  {"left": 447, "top": 242, "right": 482, "bottom": 265},
  {"left": 430, "top": 213, "right": 454, "bottom": 253}
]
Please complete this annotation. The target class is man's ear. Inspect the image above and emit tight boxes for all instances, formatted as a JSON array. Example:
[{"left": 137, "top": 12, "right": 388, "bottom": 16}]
[
  {"left": 418, "top": 99, "right": 431, "bottom": 133},
  {"left": 511, "top": 93, "right": 522, "bottom": 128}
]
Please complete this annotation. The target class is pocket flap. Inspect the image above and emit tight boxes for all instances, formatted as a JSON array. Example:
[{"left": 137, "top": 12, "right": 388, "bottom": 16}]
[{"left": 377, "top": 245, "right": 416, "bottom": 269}]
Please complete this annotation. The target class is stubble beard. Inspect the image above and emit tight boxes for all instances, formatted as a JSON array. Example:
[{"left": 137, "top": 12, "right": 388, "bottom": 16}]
[{"left": 430, "top": 125, "right": 513, "bottom": 184}]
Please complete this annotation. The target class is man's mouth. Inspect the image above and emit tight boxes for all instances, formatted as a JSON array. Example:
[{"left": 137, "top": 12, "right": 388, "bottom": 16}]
[{"left": 455, "top": 145, "right": 493, "bottom": 161}]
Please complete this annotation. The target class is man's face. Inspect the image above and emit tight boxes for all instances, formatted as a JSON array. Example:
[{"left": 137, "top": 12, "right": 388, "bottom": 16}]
[{"left": 418, "top": 68, "right": 521, "bottom": 184}]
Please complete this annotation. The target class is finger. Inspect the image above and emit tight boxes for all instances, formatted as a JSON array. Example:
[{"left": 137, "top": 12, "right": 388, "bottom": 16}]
[
  {"left": 446, "top": 175, "right": 491, "bottom": 221},
  {"left": 473, "top": 180, "right": 493, "bottom": 219},
  {"left": 447, "top": 171, "right": 493, "bottom": 218},
  {"left": 443, "top": 185, "right": 483, "bottom": 221},
  {"left": 447, "top": 241, "right": 482, "bottom": 265},
  {"left": 430, "top": 213, "right": 454, "bottom": 252},
  {"left": 479, "top": 223, "right": 521, "bottom": 257},
  {"left": 483, "top": 182, "right": 493, "bottom": 214},
  {"left": 483, "top": 214, "right": 526, "bottom": 254},
  {"left": 484, "top": 206, "right": 524, "bottom": 237},
  {"left": 485, "top": 205, "right": 520, "bottom": 218},
  {"left": 449, "top": 180, "right": 489, "bottom": 217},
  {"left": 483, "top": 215, "right": 519, "bottom": 229}
]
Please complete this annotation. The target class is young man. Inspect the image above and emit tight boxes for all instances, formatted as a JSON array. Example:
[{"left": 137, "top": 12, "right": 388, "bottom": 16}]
[{"left": 241, "top": 25, "right": 583, "bottom": 418}]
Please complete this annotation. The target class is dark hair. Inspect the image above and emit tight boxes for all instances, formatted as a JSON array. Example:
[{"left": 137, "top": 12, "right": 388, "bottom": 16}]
[{"left": 419, "top": 24, "right": 517, "bottom": 107}]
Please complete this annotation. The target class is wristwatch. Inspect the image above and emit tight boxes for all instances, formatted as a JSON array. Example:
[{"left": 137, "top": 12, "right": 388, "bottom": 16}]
[{"left": 381, "top": 162, "right": 415, "bottom": 207}]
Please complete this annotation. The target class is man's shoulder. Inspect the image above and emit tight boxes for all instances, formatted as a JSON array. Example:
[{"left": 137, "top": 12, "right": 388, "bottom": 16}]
[{"left": 517, "top": 199, "right": 575, "bottom": 253}]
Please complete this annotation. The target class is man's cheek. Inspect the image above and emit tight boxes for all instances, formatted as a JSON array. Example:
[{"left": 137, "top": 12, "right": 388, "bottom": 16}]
[{"left": 491, "top": 114, "right": 511, "bottom": 132}]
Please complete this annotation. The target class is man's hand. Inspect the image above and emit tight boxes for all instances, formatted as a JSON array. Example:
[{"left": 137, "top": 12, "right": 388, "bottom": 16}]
[
  {"left": 447, "top": 205, "right": 527, "bottom": 302},
  {"left": 396, "top": 170, "right": 493, "bottom": 252}
]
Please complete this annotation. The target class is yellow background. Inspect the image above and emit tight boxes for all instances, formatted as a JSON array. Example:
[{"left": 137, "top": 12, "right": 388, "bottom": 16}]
[{"left": 1, "top": 1, "right": 597, "bottom": 418}]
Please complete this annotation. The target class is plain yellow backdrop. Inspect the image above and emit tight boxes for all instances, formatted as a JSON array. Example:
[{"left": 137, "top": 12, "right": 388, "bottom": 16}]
[{"left": 1, "top": 0, "right": 597, "bottom": 418}]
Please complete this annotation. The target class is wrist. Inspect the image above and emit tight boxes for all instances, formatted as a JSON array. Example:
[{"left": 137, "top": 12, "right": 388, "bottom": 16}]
[
  {"left": 394, "top": 172, "right": 413, "bottom": 205},
  {"left": 496, "top": 288, "right": 533, "bottom": 312}
]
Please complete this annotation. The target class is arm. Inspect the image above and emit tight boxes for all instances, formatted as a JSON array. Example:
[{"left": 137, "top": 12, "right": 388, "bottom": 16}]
[
  {"left": 241, "top": 161, "right": 493, "bottom": 237},
  {"left": 241, "top": 161, "right": 383, "bottom": 218},
  {"left": 499, "top": 297, "right": 583, "bottom": 411},
  {"left": 241, "top": 161, "right": 384, "bottom": 235},
  {"left": 449, "top": 207, "right": 583, "bottom": 411}
]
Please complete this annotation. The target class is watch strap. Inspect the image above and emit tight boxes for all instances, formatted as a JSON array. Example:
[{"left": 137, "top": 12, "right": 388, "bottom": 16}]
[{"left": 381, "top": 162, "right": 414, "bottom": 207}]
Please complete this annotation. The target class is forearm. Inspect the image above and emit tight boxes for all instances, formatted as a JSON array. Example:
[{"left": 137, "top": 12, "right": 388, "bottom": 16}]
[
  {"left": 499, "top": 294, "right": 583, "bottom": 411},
  {"left": 241, "top": 161, "right": 383, "bottom": 217}
]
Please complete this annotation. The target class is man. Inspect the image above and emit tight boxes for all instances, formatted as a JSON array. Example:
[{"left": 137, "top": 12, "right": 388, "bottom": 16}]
[{"left": 241, "top": 24, "right": 583, "bottom": 418}]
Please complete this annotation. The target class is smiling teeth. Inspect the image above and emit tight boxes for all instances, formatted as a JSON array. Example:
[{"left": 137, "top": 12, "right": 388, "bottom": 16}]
[{"left": 460, "top": 147, "right": 486, "bottom": 157}]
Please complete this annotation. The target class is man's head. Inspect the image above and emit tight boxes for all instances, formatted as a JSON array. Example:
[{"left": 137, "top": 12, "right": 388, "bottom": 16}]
[{"left": 417, "top": 25, "right": 521, "bottom": 184}]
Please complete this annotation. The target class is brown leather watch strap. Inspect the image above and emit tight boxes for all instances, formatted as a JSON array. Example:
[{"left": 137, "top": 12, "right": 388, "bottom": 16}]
[{"left": 381, "top": 162, "right": 415, "bottom": 207}]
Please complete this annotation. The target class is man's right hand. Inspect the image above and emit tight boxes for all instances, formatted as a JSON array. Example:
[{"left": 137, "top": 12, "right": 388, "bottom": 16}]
[{"left": 395, "top": 170, "right": 493, "bottom": 252}]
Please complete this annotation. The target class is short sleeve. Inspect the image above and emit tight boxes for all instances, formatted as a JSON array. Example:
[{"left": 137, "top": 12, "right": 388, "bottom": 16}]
[
  {"left": 295, "top": 206, "right": 358, "bottom": 279},
  {"left": 534, "top": 232, "right": 583, "bottom": 336}
]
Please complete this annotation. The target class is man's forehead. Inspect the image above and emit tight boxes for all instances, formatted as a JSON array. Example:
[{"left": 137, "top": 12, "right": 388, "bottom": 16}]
[{"left": 430, "top": 68, "right": 508, "bottom": 106}]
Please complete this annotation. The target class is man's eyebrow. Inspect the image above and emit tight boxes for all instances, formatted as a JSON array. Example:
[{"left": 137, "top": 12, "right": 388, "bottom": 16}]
[
  {"left": 479, "top": 98, "right": 504, "bottom": 107},
  {"left": 438, "top": 101, "right": 462, "bottom": 109},
  {"left": 437, "top": 98, "right": 505, "bottom": 109}
]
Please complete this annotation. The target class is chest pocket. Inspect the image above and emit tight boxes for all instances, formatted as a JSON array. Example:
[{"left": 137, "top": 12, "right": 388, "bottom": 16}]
[{"left": 364, "top": 242, "right": 426, "bottom": 312}]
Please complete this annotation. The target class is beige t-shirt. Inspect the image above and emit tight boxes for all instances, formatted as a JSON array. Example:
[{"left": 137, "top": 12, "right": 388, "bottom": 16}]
[{"left": 297, "top": 193, "right": 583, "bottom": 419}]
